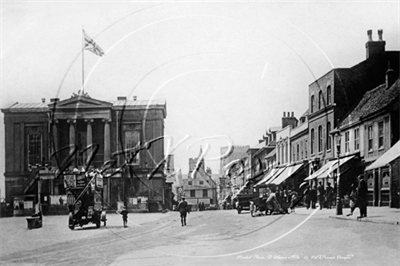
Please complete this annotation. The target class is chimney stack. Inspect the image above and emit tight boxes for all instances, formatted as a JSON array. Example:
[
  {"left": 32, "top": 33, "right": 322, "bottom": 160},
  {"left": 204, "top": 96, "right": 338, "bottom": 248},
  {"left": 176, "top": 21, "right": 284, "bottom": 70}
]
[
  {"left": 133, "top": 96, "right": 137, "bottom": 101},
  {"left": 117, "top": 96, "right": 127, "bottom": 101},
  {"left": 282, "top": 111, "right": 298, "bottom": 128},
  {"left": 378, "top": 29, "right": 383, "bottom": 41},
  {"left": 367, "top": 29, "right": 372, "bottom": 41},
  {"left": 283, "top": 112, "right": 286, "bottom": 117},
  {"left": 366, "top": 29, "right": 385, "bottom": 59},
  {"left": 41, "top": 98, "right": 45, "bottom": 103}
]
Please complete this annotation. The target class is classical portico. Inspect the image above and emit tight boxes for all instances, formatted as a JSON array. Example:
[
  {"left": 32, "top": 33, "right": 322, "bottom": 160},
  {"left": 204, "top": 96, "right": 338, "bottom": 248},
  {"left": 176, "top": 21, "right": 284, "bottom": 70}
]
[{"left": 49, "top": 95, "right": 113, "bottom": 168}]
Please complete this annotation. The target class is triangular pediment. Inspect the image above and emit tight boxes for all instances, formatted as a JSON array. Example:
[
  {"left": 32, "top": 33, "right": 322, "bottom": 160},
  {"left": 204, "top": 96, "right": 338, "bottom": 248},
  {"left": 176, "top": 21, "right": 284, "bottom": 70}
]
[{"left": 49, "top": 95, "right": 113, "bottom": 110}]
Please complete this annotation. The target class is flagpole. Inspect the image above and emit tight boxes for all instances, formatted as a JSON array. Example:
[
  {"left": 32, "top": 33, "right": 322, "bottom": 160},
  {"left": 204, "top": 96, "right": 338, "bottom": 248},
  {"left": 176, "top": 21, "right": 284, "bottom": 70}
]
[{"left": 82, "top": 26, "right": 85, "bottom": 94}]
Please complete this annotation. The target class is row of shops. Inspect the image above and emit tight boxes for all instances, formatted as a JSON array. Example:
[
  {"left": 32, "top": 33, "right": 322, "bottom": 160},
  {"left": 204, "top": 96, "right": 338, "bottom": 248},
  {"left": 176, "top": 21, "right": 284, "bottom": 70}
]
[{"left": 232, "top": 141, "right": 399, "bottom": 208}]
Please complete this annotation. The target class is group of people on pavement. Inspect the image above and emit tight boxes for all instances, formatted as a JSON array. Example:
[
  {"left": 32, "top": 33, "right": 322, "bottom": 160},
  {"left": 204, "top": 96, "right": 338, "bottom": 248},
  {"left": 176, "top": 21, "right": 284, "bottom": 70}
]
[
  {"left": 302, "top": 174, "right": 368, "bottom": 219},
  {"left": 304, "top": 182, "right": 334, "bottom": 210}
]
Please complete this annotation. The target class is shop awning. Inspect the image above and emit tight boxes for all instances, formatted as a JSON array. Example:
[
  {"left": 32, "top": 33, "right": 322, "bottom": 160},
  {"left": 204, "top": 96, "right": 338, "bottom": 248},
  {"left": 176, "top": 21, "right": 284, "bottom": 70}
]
[
  {"left": 304, "top": 155, "right": 355, "bottom": 180},
  {"left": 254, "top": 167, "right": 286, "bottom": 187},
  {"left": 366, "top": 141, "right": 400, "bottom": 171},
  {"left": 270, "top": 163, "right": 304, "bottom": 185}
]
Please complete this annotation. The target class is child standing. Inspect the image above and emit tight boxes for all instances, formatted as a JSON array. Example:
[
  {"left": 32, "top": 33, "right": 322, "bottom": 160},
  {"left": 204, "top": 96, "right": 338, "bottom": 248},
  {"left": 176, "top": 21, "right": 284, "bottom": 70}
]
[{"left": 120, "top": 206, "right": 128, "bottom": 227}]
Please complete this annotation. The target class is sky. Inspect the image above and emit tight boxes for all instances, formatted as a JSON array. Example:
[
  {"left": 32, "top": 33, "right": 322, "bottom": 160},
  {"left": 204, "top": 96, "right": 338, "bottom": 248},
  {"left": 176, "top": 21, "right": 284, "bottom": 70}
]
[{"left": 1, "top": 0, "right": 400, "bottom": 198}]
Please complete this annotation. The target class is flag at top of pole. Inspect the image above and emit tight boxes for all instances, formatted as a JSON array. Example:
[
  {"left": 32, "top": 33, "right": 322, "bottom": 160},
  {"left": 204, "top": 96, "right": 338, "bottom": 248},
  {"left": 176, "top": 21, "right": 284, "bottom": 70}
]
[{"left": 83, "top": 30, "right": 105, "bottom": 57}]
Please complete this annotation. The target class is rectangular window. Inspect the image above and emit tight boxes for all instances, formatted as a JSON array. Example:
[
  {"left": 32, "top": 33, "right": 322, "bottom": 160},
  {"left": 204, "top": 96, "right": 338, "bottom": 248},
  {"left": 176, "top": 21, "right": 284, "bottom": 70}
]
[
  {"left": 305, "top": 140, "right": 308, "bottom": 158},
  {"left": 354, "top": 128, "right": 360, "bottom": 151},
  {"left": 345, "top": 131, "right": 350, "bottom": 153},
  {"left": 123, "top": 124, "right": 141, "bottom": 165},
  {"left": 301, "top": 141, "right": 304, "bottom": 159},
  {"left": 77, "top": 131, "right": 87, "bottom": 166},
  {"left": 368, "top": 126, "right": 373, "bottom": 151},
  {"left": 188, "top": 181, "right": 192, "bottom": 186},
  {"left": 203, "top": 189, "right": 208, "bottom": 197},
  {"left": 28, "top": 133, "right": 42, "bottom": 165},
  {"left": 190, "top": 190, "right": 195, "bottom": 197},
  {"left": 292, "top": 145, "right": 296, "bottom": 162},
  {"left": 378, "top": 121, "right": 384, "bottom": 149}
]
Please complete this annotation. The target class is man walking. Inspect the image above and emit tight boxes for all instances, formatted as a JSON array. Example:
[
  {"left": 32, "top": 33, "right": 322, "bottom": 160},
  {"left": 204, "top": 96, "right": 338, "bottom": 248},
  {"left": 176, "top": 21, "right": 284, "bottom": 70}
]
[
  {"left": 317, "top": 181, "right": 325, "bottom": 210},
  {"left": 325, "top": 183, "right": 333, "bottom": 209},
  {"left": 357, "top": 175, "right": 368, "bottom": 219},
  {"left": 177, "top": 197, "right": 190, "bottom": 226}
]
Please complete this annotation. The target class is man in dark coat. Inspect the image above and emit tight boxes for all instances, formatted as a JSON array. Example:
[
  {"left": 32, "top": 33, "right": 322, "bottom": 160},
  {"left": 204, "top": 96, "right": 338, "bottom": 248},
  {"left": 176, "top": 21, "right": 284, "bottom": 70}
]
[
  {"left": 325, "top": 183, "right": 333, "bottom": 209},
  {"left": 177, "top": 197, "right": 190, "bottom": 226},
  {"left": 317, "top": 181, "right": 325, "bottom": 210},
  {"left": 357, "top": 175, "right": 368, "bottom": 218}
]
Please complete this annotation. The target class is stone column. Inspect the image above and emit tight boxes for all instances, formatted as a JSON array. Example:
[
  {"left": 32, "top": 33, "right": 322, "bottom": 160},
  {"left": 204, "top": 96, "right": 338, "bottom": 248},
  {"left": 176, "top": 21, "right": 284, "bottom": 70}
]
[
  {"left": 103, "top": 119, "right": 111, "bottom": 161},
  {"left": 85, "top": 119, "right": 93, "bottom": 147},
  {"left": 67, "top": 119, "right": 76, "bottom": 152},
  {"left": 51, "top": 119, "right": 59, "bottom": 152}
]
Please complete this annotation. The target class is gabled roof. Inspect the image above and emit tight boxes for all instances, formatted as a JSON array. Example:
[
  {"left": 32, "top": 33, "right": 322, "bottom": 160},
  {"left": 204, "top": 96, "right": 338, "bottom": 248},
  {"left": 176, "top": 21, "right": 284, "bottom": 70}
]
[{"left": 340, "top": 79, "right": 400, "bottom": 128}]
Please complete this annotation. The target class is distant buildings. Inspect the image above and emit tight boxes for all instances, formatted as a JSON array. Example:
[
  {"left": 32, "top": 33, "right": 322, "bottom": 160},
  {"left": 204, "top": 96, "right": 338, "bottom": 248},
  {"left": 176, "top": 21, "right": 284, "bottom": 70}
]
[{"left": 179, "top": 148, "right": 218, "bottom": 210}]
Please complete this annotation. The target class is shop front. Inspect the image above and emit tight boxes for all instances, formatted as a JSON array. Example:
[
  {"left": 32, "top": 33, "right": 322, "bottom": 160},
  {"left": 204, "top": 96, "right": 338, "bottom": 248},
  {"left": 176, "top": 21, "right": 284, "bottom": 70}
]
[{"left": 365, "top": 141, "right": 400, "bottom": 208}]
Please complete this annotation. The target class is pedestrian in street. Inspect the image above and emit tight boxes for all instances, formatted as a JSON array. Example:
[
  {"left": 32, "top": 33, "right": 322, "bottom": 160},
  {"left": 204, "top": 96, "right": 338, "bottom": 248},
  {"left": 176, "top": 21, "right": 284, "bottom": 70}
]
[
  {"left": 317, "top": 181, "right": 325, "bottom": 210},
  {"left": 357, "top": 175, "right": 368, "bottom": 219},
  {"left": 304, "top": 185, "right": 312, "bottom": 209},
  {"left": 347, "top": 182, "right": 359, "bottom": 216},
  {"left": 310, "top": 185, "right": 317, "bottom": 209},
  {"left": 289, "top": 190, "right": 298, "bottom": 213},
  {"left": 177, "top": 197, "right": 190, "bottom": 226},
  {"left": 119, "top": 206, "right": 128, "bottom": 228},
  {"left": 325, "top": 182, "right": 333, "bottom": 209}
]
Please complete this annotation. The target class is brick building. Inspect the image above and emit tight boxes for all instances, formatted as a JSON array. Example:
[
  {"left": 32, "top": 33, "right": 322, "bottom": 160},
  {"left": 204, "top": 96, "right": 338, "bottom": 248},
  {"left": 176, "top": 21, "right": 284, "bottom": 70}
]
[{"left": 308, "top": 29, "right": 399, "bottom": 170}]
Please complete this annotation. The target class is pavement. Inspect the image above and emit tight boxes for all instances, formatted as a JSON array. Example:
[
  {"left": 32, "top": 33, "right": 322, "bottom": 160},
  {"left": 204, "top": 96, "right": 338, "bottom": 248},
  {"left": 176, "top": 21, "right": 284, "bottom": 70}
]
[{"left": 292, "top": 205, "right": 400, "bottom": 225}]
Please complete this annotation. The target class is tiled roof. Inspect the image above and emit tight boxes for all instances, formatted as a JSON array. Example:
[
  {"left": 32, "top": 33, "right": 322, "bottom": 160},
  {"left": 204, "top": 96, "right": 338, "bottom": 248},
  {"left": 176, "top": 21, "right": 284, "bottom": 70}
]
[{"left": 340, "top": 79, "right": 400, "bottom": 128}]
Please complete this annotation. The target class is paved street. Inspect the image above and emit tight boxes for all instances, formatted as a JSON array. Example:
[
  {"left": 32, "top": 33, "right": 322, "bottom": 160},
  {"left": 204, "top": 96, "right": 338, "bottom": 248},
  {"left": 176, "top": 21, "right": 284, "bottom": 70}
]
[{"left": 0, "top": 208, "right": 399, "bottom": 266}]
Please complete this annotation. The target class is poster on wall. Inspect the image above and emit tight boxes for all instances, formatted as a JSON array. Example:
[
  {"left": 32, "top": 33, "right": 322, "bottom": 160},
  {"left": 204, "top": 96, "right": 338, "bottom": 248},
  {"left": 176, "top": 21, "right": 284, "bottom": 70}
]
[
  {"left": 137, "top": 196, "right": 148, "bottom": 204},
  {"left": 64, "top": 175, "right": 76, "bottom": 188},
  {"left": 129, "top": 197, "right": 138, "bottom": 205}
]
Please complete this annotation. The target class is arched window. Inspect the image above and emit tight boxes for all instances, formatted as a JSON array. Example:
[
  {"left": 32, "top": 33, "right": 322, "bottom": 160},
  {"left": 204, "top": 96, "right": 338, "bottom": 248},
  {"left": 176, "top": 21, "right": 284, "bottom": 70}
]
[
  {"left": 326, "top": 122, "right": 331, "bottom": 150},
  {"left": 311, "top": 129, "right": 315, "bottom": 155},
  {"left": 318, "top": 126, "right": 323, "bottom": 152},
  {"left": 318, "top": 91, "right": 323, "bottom": 109},
  {"left": 311, "top": 95, "right": 314, "bottom": 113},
  {"left": 327, "top": 86, "right": 331, "bottom": 105}
]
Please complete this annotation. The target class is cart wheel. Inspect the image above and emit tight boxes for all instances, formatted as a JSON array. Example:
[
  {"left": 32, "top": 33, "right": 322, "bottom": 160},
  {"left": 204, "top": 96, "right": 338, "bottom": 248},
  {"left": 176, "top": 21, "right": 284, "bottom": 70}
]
[{"left": 68, "top": 212, "right": 74, "bottom": 230}]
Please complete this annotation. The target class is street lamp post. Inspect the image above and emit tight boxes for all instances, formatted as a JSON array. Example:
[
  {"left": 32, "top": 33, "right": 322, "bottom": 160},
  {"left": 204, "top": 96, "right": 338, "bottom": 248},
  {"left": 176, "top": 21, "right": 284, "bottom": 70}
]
[{"left": 331, "top": 128, "right": 343, "bottom": 215}]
